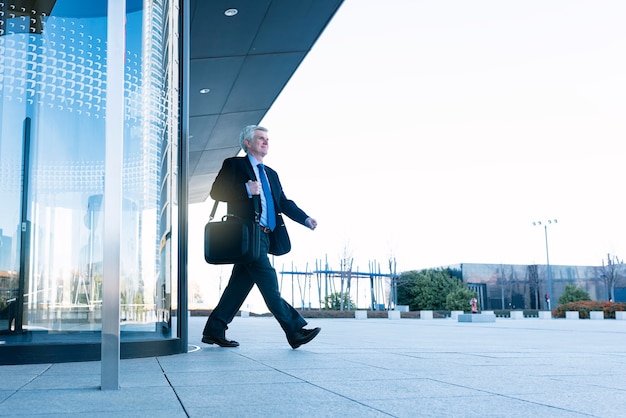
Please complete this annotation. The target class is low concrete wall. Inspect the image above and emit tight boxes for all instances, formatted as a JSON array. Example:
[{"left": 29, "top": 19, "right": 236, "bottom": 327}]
[
  {"left": 458, "top": 313, "right": 496, "bottom": 323},
  {"left": 616, "top": 311, "right": 626, "bottom": 320}
]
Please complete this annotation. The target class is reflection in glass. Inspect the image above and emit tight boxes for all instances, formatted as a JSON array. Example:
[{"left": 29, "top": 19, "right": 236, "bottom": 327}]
[{"left": 0, "top": 0, "right": 178, "bottom": 339}]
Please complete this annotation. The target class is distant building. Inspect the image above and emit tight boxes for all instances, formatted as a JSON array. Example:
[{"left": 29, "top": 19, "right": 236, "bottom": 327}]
[{"left": 443, "top": 263, "right": 624, "bottom": 310}]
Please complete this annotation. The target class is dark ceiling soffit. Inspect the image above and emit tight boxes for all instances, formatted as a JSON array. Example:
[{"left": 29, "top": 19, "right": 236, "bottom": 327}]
[{"left": 187, "top": 0, "right": 344, "bottom": 203}]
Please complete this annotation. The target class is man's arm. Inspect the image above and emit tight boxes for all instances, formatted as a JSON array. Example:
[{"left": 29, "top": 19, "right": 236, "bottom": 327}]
[
  {"left": 210, "top": 158, "right": 250, "bottom": 202},
  {"left": 281, "top": 196, "right": 317, "bottom": 230},
  {"left": 266, "top": 167, "right": 315, "bottom": 228}
]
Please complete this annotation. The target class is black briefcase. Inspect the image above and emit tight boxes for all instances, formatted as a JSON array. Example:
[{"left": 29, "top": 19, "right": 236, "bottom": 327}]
[{"left": 204, "top": 201, "right": 260, "bottom": 265}]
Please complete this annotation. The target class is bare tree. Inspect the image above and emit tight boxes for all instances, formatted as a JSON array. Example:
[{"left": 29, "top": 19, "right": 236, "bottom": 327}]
[
  {"left": 600, "top": 254, "right": 624, "bottom": 301},
  {"left": 190, "top": 279, "right": 204, "bottom": 304},
  {"left": 339, "top": 244, "right": 354, "bottom": 311},
  {"left": 387, "top": 257, "right": 397, "bottom": 310},
  {"left": 496, "top": 264, "right": 509, "bottom": 309},
  {"left": 339, "top": 245, "right": 353, "bottom": 311},
  {"left": 526, "top": 264, "right": 541, "bottom": 309},
  {"left": 507, "top": 265, "right": 521, "bottom": 309}
]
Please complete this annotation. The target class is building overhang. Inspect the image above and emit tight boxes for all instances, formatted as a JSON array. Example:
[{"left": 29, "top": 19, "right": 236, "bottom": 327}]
[{"left": 188, "top": 0, "right": 344, "bottom": 203}]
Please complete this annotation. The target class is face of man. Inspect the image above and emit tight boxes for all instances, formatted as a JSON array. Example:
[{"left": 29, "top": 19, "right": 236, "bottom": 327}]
[{"left": 246, "top": 130, "right": 269, "bottom": 159}]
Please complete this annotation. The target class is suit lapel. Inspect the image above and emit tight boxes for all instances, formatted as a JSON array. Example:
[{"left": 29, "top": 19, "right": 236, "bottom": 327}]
[{"left": 242, "top": 156, "right": 256, "bottom": 181}]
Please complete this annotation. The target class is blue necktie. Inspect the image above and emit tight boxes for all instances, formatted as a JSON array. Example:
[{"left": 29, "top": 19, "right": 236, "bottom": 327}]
[{"left": 257, "top": 164, "right": 276, "bottom": 230}]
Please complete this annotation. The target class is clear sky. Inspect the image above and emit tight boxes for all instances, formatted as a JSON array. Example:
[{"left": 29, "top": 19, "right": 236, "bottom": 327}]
[{"left": 188, "top": 0, "right": 626, "bottom": 308}]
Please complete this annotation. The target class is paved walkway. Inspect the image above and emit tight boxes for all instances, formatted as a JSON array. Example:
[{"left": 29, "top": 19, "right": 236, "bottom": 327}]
[{"left": 1, "top": 316, "right": 625, "bottom": 417}]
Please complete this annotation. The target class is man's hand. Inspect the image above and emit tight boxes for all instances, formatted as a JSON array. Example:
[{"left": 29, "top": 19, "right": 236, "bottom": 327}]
[
  {"left": 305, "top": 217, "right": 317, "bottom": 230},
  {"left": 247, "top": 180, "right": 262, "bottom": 195}
]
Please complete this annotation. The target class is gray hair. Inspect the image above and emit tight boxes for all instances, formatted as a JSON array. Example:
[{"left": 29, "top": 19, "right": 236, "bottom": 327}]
[{"left": 239, "top": 125, "right": 268, "bottom": 153}]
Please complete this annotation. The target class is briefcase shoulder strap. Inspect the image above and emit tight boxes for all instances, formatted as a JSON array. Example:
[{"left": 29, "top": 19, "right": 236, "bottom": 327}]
[
  {"left": 209, "top": 197, "right": 261, "bottom": 223},
  {"left": 209, "top": 200, "right": 220, "bottom": 221}
]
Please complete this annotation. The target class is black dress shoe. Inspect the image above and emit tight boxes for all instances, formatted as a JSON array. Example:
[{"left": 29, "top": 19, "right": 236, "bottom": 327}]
[
  {"left": 288, "top": 327, "right": 321, "bottom": 349},
  {"left": 202, "top": 335, "right": 239, "bottom": 347}
]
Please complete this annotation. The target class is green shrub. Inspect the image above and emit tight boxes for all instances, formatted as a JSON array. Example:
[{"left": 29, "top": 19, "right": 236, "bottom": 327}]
[
  {"left": 397, "top": 268, "right": 464, "bottom": 310},
  {"left": 323, "top": 292, "right": 356, "bottom": 310},
  {"left": 558, "top": 284, "right": 591, "bottom": 304},
  {"left": 445, "top": 287, "right": 477, "bottom": 311},
  {"left": 553, "top": 301, "right": 626, "bottom": 319}
]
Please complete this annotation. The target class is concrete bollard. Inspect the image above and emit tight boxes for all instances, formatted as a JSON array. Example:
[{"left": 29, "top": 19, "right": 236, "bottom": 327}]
[
  {"left": 355, "top": 310, "right": 368, "bottom": 320},
  {"left": 590, "top": 311, "right": 604, "bottom": 320},
  {"left": 451, "top": 310, "right": 464, "bottom": 320},
  {"left": 538, "top": 311, "right": 552, "bottom": 320},
  {"left": 388, "top": 310, "right": 401, "bottom": 320},
  {"left": 566, "top": 311, "right": 579, "bottom": 320},
  {"left": 616, "top": 311, "right": 626, "bottom": 320},
  {"left": 510, "top": 311, "right": 524, "bottom": 319},
  {"left": 420, "top": 310, "right": 433, "bottom": 320}
]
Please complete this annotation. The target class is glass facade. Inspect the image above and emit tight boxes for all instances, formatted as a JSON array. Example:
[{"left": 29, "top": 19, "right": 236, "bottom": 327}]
[
  {"left": 0, "top": 0, "right": 182, "bottom": 361},
  {"left": 453, "top": 263, "right": 609, "bottom": 311}
]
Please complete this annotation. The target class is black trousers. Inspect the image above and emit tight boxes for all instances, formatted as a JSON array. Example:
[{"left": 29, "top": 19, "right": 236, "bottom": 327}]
[{"left": 203, "top": 233, "right": 307, "bottom": 339}]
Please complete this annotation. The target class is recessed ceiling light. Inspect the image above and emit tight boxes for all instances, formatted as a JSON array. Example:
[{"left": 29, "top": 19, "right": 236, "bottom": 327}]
[
  {"left": 199, "top": 88, "right": 210, "bottom": 94},
  {"left": 224, "top": 8, "right": 238, "bottom": 17}
]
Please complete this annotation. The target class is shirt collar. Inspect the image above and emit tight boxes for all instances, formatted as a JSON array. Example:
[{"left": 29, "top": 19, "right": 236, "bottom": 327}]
[{"left": 248, "top": 154, "right": 261, "bottom": 167}]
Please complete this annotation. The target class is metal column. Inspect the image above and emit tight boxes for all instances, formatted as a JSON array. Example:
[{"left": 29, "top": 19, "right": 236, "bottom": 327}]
[{"left": 101, "top": 0, "right": 126, "bottom": 391}]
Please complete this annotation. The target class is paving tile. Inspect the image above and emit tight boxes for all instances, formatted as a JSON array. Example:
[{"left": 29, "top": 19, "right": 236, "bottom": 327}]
[
  {"left": 0, "top": 387, "right": 183, "bottom": 415},
  {"left": 515, "top": 387, "right": 626, "bottom": 417},
  {"left": 0, "top": 391, "right": 14, "bottom": 403},
  {"left": 0, "top": 364, "right": 51, "bottom": 390},
  {"left": 316, "top": 377, "right": 485, "bottom": 401},
  {"left": 281, "top": 365, "right": 417, "bottom": 383},
  {"left": 173, "top": 381, "right": 345, "bottom": 409},
  {"left": 164, "top": 369, "right": 301, "bottom": 386},
  {"left": 364, "top": 395, "right": 590, "bottom": 418},
  {"left": 0, "top": 364, "right": 51, "bottom": 377},
  {"left": 185, "top": 399, "right": 391, "bottom": 418}
]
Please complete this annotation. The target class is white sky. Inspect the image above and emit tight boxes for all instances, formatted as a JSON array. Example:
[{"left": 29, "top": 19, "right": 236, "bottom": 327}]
[{"left": 188, "top": 0, "right": 626, "bottom": 308}]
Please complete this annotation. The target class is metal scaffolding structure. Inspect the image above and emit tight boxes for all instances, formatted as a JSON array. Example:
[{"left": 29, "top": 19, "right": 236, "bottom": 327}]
[{"left": 279, "top": 257, "right": 398, "bottom": 311}]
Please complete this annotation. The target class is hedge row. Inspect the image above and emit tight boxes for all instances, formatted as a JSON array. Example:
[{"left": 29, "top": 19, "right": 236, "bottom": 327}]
[{"left": 552, "top": 301, "right": 626, "bottom": 319}]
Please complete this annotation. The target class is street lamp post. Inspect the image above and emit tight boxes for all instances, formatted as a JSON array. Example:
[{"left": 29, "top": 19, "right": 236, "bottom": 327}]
[{"left": 533, "top": 219, "right": 557, "bottom": 310}]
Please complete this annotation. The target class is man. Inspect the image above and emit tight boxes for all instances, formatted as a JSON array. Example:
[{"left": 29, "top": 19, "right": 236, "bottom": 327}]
[{"left": 202, "top": 125, "right": 321, "bottom": 349}]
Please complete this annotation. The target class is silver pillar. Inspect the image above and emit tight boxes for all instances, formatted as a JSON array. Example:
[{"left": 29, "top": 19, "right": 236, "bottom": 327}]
[{"left": 101, "top": 0, "right": 126, "bottom": 391}]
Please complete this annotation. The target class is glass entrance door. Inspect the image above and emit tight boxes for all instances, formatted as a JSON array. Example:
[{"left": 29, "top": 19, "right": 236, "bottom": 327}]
[
  {"left": 1, "top": 0, "right": 178, "bottom": 341},
  {"left": 0, "top": 1, "right": 37, "bottom": 332}
]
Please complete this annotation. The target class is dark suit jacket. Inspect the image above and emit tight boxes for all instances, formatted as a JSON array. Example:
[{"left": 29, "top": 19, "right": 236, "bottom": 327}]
[{"left": 210, "top": 156, "right": 310, "bottom": 254}]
